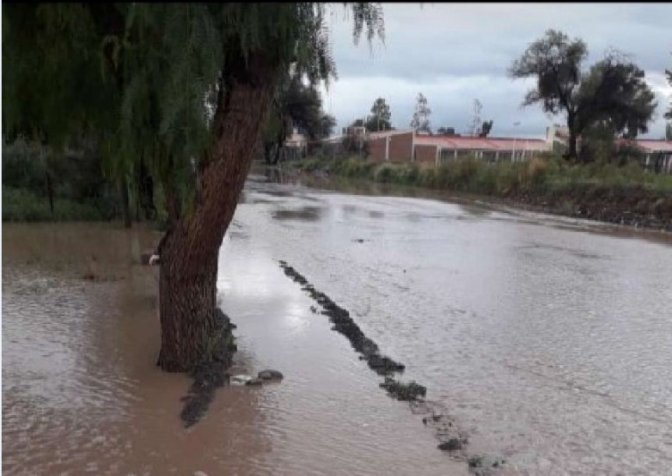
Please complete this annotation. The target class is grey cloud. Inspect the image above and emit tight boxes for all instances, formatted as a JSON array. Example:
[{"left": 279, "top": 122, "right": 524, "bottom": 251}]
[
  {"left": 329, "top": 4, "right": 671, "bottom": 80},
  {"left": 323, "top": 3, "right": 672, "bottom": 139}
]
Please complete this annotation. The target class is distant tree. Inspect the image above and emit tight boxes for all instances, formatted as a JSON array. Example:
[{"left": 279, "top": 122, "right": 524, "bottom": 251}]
[
  {"left": 666, "top": 122, "right": 672, "bottom": 141},
  {"left": 580, "top": 57, "right": 656, "bottom": 141},
  {"left": 509, "top": 30, "right": 657, "bottom": 162},
  {"left": 479, "top": 120, "right": 494, "bottom": 138},
  {"left": 262, "top": 74, "right": 333, "bottom": 165},
  {"left": 319, "top": 113, "right": 337, "bottom": 138},
  {"left": 466, "top": 99, "right": 493, "bottom": 137},
  {"left": 410, "top": 92, "right": 431, "bottom": 133},
  {"left": 365, "top": 97, "right": 392, "bottom": 132},
  {"left": 467, "top": 99, "right": 482, "bottom": 136}
]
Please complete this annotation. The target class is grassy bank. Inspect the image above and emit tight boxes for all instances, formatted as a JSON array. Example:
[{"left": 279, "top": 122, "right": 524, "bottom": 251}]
[
  {"left": 2, "top": 187, "right": 113, "bottom": 222},
  {"left": 291, "top": 155, "right": 672, "bottom": 231}
]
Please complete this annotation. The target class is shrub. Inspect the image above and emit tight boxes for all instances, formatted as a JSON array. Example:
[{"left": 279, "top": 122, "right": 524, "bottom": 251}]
[
  {"left": 2, "top": 187, "right": 106, "bottom": 222},
  {"left": 373, "top": 163, "right": 396, "bottom": 183}
]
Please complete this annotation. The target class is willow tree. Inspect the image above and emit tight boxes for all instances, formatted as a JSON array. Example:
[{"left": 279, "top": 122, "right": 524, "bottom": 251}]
[{"left": 3, "top": 3, "right": 384, "bottom": 372}]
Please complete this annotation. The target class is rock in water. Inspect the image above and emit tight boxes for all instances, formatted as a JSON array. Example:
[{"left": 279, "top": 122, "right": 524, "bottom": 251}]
[
  {"left": 438, "top": 439, "right": 462, "bottom": 451},
  {"left": 140, "top": 250, "right": 154, "bottom": 265},
  {"left": 258, "top": 369, "right": 284, "bottom": 380},
  {"left": 246, "top": 378, "right": 264, "bottom": 386}
]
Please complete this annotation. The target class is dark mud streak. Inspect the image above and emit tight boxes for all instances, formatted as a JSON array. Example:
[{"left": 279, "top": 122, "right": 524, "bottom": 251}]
[
  {"left": 180, "top": 309, "right": 238, "bottom": 428},
  {"left": 278, "top": 260, "right": 511, "bottom": 473},
  {"left": 278, "top": 260, "right": 417, "bottom": 392}
]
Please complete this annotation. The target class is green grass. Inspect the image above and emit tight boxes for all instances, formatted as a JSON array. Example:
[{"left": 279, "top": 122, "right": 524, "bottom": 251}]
[
  {"left": 292, "top": 154, "right": 672, "bottom": 197},
  {"left": 2, "top": 187, "right": 108, "bottom": 222}
]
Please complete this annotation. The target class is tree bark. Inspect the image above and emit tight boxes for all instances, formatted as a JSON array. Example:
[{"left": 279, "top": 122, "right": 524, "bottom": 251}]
[
  {"left": 156, "top": 52, "right": 278, "bottom": 372},
  {"left": 567, "top": 131, "right": 579, "bottom": 162},
  {"left": 565, "top": 113, "right": 579, "bottom": 162},
  {"left": 121, "top": 179, "right": 132, "bottom": 228}
]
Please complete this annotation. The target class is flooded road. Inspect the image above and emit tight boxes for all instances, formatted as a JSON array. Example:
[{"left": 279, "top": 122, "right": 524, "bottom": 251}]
[{"left": 4, "top": 173, "right": 672, "bottom": 475}]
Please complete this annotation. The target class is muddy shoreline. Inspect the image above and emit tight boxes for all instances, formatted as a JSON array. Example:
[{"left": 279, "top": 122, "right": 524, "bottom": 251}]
[
  {"left": 288, "top": 166, "right": 672, "bottom": 233},
  {"left": 502, "top": 185, "right": 672, "bottom": 232}
]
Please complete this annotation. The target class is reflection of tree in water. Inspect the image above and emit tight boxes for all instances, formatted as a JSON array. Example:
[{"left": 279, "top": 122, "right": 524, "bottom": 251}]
[
  {"left": 272, "top": 206, "right": 323, "bottom": 222},
  {"left": 264, "top": 166, "right": 301, "bottom": 185},
  {"left": 458, "top": 204, "right": 491, "bottom": 217}
]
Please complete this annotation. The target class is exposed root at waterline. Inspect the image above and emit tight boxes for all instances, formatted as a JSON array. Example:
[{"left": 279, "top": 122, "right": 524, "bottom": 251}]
[{"left": 180, "top": 308, "right": 238, "bottom": 428}]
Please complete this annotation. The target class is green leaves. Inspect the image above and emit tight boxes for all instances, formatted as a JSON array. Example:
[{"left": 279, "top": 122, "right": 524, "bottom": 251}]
[
  {"left": 510, "top": 29, "right": 657, "bottom": 160},
  {"left": 4, "top": 2, "right": 385, "bottom": 219},
  {"left": 509, "top": 29, "right": 587, "bottom": 115}
]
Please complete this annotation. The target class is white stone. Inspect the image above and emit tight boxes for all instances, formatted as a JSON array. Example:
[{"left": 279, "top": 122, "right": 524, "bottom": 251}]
[{"left": 230, "top": 374, "right": 253, "bottom": 386}]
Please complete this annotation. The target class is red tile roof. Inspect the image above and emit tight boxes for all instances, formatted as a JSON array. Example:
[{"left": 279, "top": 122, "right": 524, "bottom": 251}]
[{"left": 616, "top": 139, "right": 672, "bottom": 153}]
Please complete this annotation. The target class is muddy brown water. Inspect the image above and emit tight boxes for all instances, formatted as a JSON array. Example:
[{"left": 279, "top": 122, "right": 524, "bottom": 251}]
[{"left": 4, "top": 173, "right": 672, "bottom": 475}]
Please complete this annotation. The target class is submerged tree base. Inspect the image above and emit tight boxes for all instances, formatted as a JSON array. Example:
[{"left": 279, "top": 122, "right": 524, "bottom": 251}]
[{"left": 179, "top": 308, "right": 238, "bottom": 428}]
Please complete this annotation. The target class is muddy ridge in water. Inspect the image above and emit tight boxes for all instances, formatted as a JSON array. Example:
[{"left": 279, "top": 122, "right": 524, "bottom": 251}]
[
  {"left": 179, "top": 309, "right": 238, "bottom": 428},
  {"left": 278, "top": 259, "right": 507, "bottom": 471},
  {"left": 279, "top": 261, "right": 409, "bottom": 382}
]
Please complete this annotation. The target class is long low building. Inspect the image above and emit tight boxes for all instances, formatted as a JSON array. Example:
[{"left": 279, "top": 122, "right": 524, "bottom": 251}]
[
  {"left": 618, "top": 139, "right": 672, "bottom": 173},
  {"left": 286, "top": 124, "right": 672, "bottom": 172},
  {"left": 366, "top": 129, "right": 550, "bottom": 164},
  {"left": 364, "top": 126, "right": 672, "bottom": 172}
]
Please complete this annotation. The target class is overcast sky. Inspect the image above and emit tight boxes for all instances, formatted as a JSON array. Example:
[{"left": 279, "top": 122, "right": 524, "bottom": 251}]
[{"left": 318, "top": 3, "right": 672, "bottom": 139}]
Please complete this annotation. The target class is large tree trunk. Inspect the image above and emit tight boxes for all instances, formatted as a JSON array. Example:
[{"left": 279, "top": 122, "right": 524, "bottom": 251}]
[
  {"left": 565, "top": 113, "right": 579, "bottom": 162},
  {"left": 156, "top": 53, "right": 278, "bottom": 373},
  {"left": 567, "top": 132, "right": 580, "bottom": 162},
  {"left": 157, "top": 232, "right": 219, "bottom": 371}
]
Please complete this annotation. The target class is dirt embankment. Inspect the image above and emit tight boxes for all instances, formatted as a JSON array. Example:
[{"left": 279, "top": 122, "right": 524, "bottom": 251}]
[
  {"left": 291, "top": 164, "right": 672, "bottom": 233},
  {"left": 504, "top": 185, "right": 672, "bottom": 232}
]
